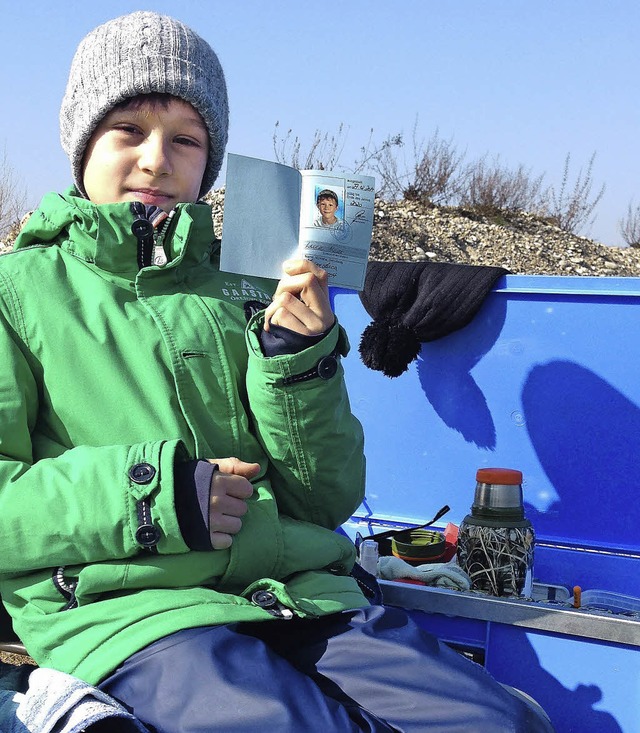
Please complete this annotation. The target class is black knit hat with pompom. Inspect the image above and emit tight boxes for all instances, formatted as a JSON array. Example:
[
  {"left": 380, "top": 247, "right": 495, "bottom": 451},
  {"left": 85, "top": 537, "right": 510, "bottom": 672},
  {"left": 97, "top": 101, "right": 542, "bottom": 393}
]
[{"left": 358, "top": 261, "right": 508, "bottom": 378}]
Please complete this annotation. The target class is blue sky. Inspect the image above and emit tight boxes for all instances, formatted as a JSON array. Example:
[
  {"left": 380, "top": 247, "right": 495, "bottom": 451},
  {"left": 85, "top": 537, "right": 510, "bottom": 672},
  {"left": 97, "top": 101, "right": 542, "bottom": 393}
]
[{"left": 1, "top": 1, "right": 637, "bottom": 246}]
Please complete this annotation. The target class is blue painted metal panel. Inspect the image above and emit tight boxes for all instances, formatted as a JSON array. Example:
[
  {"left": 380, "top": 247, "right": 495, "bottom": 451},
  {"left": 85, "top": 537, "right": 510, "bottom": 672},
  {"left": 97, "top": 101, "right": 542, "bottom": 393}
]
[
  {"left": 332, "top": 275, "right": 640, "bottom": 559},
  {"left": 485, "top": 627, "right": 639, "bottom": 733},
  {"left": 533, "top": 544, "right": 640, "bottom": 598},
  {"left": 403, "top": 610, "right": 639, "bottom": 733}
]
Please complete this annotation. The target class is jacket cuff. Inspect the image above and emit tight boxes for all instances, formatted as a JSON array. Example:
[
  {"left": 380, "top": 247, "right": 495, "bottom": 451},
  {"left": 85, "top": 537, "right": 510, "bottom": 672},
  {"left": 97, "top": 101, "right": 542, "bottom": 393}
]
[
  {"left": 174, "top": 460, "right": 215, "bottom": 551},
  {"left": 259, "top": 322, "right": 333, "bottom": 357},
  {"left": 247, "top": 314, "right": 349, "bottom": 373}
]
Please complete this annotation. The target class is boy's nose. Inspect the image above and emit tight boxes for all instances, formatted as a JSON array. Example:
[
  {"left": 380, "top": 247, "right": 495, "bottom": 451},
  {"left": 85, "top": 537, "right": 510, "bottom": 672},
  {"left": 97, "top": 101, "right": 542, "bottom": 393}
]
[{"left": 139, "top": 136, "right": 172, "bottom": 177}]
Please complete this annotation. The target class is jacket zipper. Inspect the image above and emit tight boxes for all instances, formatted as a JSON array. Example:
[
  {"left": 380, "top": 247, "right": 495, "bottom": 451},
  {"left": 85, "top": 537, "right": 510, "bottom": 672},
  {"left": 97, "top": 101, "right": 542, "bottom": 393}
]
[{"left": 130, "top": 202, "right": 174, "bottom": 269}]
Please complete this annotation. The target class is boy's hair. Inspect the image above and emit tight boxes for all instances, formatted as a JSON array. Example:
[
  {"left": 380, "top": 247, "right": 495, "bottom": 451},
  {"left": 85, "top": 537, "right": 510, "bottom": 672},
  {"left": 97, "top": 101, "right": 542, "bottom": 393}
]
[
  {"left": 60, "top": 11, "right": 228, "bottom": 199},
  {"left": 316, "top": 190, "right": 339, "bottom": 206},
  {"left": 110, "top": 93, "right": 174, "bottom": 114}
]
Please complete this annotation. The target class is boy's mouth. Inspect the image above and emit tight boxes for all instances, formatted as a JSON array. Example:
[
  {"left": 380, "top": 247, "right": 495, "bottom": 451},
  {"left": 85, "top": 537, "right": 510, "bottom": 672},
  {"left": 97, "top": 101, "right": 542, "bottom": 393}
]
[{"left": 129, "top": 188, "right": 173, "bottom": 206}]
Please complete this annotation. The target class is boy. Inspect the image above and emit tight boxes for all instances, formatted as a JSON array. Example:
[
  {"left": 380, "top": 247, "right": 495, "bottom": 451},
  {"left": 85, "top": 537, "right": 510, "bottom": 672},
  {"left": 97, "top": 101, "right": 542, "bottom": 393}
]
[
  {"left": 314, "top": 188, "right": 342, "bottom": 227},
  {"left": 0, "top": 11, "right": 552, "bottom": 732}
]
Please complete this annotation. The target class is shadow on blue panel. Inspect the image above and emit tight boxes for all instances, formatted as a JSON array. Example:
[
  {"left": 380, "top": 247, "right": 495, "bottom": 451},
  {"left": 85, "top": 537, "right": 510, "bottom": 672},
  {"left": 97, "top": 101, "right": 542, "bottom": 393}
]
[
  {"left": 410, "top": 610, "right": 624, "bottom": 733},
  {"left": 497, "top": 633, "right": 623, "bottom": 733},
  {"left": 521, "top": 361, "right": 640, "bottom": 548},
  {"left": 416, "top": 294, "right": 507, "bottom": 449}
]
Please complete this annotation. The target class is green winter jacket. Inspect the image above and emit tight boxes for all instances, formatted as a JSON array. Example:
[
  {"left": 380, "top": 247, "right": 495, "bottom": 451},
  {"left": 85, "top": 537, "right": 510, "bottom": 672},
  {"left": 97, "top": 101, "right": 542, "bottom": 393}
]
[{"left": 0, "top": 191, "right": 367, "bottom": 684}]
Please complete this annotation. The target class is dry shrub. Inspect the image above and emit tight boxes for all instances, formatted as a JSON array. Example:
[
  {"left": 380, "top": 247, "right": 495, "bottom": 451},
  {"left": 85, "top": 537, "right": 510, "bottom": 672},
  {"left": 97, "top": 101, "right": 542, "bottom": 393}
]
[
  {"left": 0, "top": 148, "right": 27, "bottom": 245},
  {"left": 272, "top": 122, "right": 402, "bottom": 177},
  {"left": 372, "top": 124, "right": 465, "bottom": 206},
  {"left": 619, "top": 201, "right": 640, "bottom": 248},
  {"left": 541, "top": 152, "right": 605, "bottom": 234},
  {"left": 270, "top": 121, "right": 611, "bottom": 239},
  {"left": 272, "top": 121, "right": 348, "bottom": 171},
  {"left": 460, "top": 155, "right": 544, "bottom": 216}
]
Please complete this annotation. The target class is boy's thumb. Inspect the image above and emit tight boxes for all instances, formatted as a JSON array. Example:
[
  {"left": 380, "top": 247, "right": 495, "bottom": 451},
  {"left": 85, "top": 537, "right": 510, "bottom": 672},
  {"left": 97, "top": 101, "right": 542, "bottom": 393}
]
[{"left": 207, "top": 457, "right": 261, "bottom": 478}]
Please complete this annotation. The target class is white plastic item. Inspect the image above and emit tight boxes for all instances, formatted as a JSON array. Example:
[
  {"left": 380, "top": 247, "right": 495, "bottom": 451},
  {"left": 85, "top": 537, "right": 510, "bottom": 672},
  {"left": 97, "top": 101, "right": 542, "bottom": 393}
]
[
  {"left": 578, "top": 590, "right": 640, "bottom": 615},
  {"left": 359, "top": 540, "right": 379, "bottom": 577}
]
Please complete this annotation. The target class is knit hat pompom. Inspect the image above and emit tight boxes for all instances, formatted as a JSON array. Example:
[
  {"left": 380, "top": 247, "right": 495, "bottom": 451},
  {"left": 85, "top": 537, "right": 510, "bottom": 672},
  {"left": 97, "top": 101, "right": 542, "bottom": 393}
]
[
  {"left": 60, "top": 11, "right": 229, "bottom": 198},
  {"left": 358, "top": 260, "right": 508, "bottom": 377},
  {"left": 359, "top": 320, "right": 421, "bottom": 378}
]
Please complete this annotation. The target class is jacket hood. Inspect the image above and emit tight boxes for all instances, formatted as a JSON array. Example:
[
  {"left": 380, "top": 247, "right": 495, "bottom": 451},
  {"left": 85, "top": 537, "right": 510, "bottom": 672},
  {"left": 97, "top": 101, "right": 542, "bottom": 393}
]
[{"left": 13, "top": 189, "right": 216, "bottom": 277}]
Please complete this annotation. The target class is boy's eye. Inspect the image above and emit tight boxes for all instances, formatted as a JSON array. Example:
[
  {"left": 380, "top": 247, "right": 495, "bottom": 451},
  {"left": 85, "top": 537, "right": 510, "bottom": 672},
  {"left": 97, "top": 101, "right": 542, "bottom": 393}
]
[
  {"left": 175, "top": 136, "right": 203, "bottom": 148},
  {"left": 114, "top": 124, "right": 141, "bottom": 135}
]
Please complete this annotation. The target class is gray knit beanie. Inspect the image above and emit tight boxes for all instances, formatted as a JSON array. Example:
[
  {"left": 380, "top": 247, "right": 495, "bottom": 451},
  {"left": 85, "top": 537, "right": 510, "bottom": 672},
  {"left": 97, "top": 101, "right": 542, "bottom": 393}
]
[{"left": 60, "top": 11, "right": 228, "bottom": 198}]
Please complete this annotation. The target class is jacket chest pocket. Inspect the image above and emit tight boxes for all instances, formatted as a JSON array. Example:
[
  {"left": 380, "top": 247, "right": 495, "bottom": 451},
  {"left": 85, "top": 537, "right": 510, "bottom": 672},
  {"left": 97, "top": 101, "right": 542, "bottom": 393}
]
[{"left": 180, "top": 349, "right": 240, "bottom": 457}]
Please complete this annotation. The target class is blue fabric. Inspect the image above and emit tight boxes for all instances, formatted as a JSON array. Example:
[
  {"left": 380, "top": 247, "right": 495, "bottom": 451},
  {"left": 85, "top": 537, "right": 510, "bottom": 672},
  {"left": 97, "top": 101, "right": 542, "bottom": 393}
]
[
  {"left": 260, "top": 322, "right": 331, "bottom": 356},
  {"left": 99, "top": 605, "right": 549, "bottom": 732}
]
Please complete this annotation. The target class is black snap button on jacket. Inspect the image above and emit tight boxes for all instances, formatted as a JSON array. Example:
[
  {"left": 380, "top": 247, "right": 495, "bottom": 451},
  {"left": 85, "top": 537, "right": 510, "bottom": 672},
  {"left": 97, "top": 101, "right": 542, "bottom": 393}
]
[
  {"left": 129, "top": 463, "right": 156, "bottom": 484},
  {"left": 135, "top": 524, "right": 161, "bottom": 547},
  {"left": 317, "top": 354, "right": 338, "bottom": 380},
  {"left": 251, "top": 590, "right": 277, "bottom": 608}
]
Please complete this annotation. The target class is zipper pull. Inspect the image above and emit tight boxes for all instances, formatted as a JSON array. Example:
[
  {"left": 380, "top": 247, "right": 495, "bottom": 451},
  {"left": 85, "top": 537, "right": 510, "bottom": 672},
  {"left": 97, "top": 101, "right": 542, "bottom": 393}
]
[
  {"left": 153, "top": 243, "right": 168, "bottom": 267},
  {"left": 153, "top": 210, "right": 175, "bottom": 267}
]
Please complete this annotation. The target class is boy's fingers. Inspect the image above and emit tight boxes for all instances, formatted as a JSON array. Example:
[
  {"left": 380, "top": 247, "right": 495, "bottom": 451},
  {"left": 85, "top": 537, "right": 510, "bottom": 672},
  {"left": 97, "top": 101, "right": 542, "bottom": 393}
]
[
  {"left": 211, "top": 493, "right": 249, "bottom": 517},
  {"left": 265, "top": 301, "right": 333, "bottom": 335},
  {"left": 266, "top": 294, "right": 327, "bottom": 335},
  {"left": 207, "top": 462, "right": 256, "bottom": 548},
  {"left": 264, "top": 265, "right": 333, "bottom": 335},
  {"left": 283, "top": 258, "right": 328, "bottom": 281},
  {"left": 209, "top": 512, "right": 243, "bottom": 536},
  {"left": 210, "top": 532, "right": 233, "bottom": 550},
  {"left": 210, "top": 472, "right": 254, "bottom": 500},
  {"left": 266, "top": 307, "right": 306, "bottom": 334},
  {"left": 270, "top": 275, "right": 321, "bottom": 308},
  {"left": 269, "top": 262, "right": 329, "bottom": 307}
]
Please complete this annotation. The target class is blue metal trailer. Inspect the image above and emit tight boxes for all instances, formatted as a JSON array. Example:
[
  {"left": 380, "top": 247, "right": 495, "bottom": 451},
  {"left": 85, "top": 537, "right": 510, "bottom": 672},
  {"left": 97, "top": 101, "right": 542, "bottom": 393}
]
[{"left": 333, "top": 275, "right": 640, "bottom": 733}]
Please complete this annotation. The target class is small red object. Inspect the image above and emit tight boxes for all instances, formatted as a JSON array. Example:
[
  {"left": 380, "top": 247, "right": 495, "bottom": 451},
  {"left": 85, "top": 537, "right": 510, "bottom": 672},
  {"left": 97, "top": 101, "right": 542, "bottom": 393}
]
[
  {"left": 440, "top": 522, "right": 459, "bottom": 561},
  {"left": 444, "top": 522, "right": 459, "bottom": 544}
]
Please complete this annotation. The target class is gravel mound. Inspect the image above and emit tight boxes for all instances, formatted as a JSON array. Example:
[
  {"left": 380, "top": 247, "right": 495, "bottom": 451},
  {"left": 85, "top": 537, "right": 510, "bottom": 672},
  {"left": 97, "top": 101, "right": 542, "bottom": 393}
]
[{"left": 368, "top": 198, "right": 640, "bottom": 277}]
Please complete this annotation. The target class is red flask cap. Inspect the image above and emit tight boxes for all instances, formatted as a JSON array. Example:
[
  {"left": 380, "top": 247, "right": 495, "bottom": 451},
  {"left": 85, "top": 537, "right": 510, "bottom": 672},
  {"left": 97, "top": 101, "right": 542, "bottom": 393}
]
[{"left": 476, "top": 468, "right": 523, "bottom": 485}]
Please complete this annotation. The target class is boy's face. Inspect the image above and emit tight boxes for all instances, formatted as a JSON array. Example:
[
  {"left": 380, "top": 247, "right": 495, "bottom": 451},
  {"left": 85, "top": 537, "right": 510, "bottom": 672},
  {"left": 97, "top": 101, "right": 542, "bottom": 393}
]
[
  {"left": 82, "top": 97, "right": 209, "bottom": 212},
  {"left": 317, "top": 196, "right": 338, "bottom": 222}
]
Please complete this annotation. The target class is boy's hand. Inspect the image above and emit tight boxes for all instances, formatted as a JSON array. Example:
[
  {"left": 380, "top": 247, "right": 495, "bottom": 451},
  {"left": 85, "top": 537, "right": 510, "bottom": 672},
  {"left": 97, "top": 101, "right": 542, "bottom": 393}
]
[
  {"left": 206, "top": 457, "right": 260, "bottom": 550},
  {"left": 263, "top": 259, "right": 335, "bottom": 336}
]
